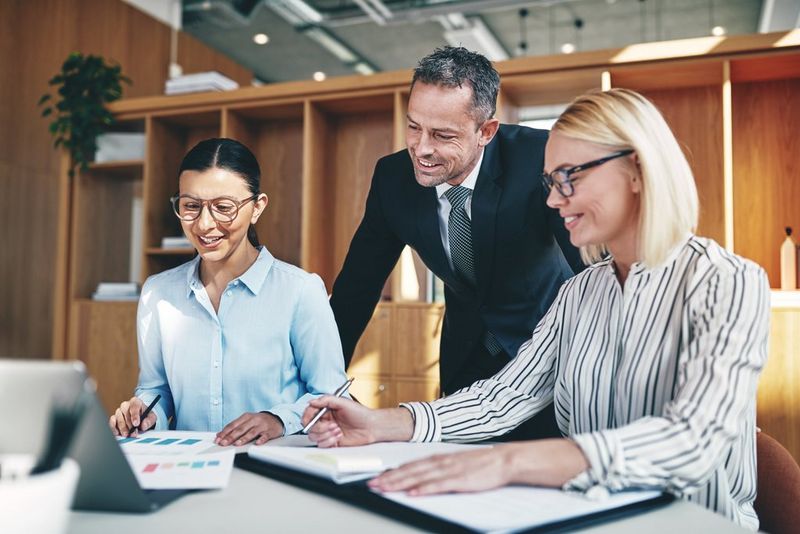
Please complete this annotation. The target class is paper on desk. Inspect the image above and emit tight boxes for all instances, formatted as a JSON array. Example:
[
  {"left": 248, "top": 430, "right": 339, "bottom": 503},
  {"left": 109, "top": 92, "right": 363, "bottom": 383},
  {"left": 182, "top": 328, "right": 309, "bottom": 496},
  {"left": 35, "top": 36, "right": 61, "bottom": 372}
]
[
  {"left": 382, "top": 486, "right": 662, "bottom": 533},
  {"left": 125, "top": 449, "right": 235, "bottom": 490},
  {"left": 117, "top": 431, "right": 217, "bottom": 455},
  {"left": 247, "top": 441, "right": 488, "bottom": 484}
]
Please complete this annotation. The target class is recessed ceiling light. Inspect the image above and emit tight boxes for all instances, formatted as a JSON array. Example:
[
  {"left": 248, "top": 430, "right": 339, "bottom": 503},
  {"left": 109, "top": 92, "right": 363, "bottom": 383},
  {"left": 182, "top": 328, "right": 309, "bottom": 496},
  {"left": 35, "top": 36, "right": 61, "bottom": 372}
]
[
  {"left": 711, "top": 26, "right": 726, "bottom": 37},
  {"left": 253, "top": 33, "right": 269, "bottom": 45},
  {"left": 561, "top": 43, "right": 576, "bottom": 54},
  {"left": 313, "top": 71, "right": 326, "bottom": 82}
]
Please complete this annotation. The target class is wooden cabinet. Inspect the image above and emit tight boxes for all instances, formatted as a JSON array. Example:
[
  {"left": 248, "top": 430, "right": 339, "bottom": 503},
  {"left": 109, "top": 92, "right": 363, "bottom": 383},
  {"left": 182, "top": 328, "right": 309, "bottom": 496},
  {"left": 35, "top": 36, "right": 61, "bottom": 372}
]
[
  {"left": 52, "top": 32, "right": 800, "bottom": 445},
  {"left": 350, "top": 303, "right": 443, "bottom": 408}
]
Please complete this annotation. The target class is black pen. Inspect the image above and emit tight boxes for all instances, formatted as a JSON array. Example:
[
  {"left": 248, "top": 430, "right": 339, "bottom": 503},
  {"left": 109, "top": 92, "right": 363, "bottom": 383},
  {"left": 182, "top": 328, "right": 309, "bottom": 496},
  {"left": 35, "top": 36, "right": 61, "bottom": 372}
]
[
  {"left": 302, "top": 378, "right": 354, "bottom": 434},
  {"left": 129, "top": 394, "right": 161, "bottom": 437}
]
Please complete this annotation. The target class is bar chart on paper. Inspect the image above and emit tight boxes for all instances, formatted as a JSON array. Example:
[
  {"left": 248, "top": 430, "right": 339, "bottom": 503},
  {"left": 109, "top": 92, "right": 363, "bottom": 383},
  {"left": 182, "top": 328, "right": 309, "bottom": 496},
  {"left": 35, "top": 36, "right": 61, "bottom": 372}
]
[
  {"left": 117, "top": 431, "right": 235, "bottom": 489},
  {"left": 127, "top": 451, "right": 235, "bottom": 489},
  {"left": 117, "top": 431, "right": 216, "bottom": 454}
]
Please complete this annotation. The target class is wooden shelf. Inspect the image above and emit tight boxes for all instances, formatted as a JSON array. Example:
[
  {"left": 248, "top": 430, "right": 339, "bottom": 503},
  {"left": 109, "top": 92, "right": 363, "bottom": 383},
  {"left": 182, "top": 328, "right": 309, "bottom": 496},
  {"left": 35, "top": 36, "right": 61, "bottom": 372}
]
[
  {"left": 83, "top": 160, "right": 144, "bottom": 181},
  {"left": 771, "top": 290, "right": 800, "bottom": 309},
  {"left": 146, "top": 247, "right": 195, "bottom": 255}
]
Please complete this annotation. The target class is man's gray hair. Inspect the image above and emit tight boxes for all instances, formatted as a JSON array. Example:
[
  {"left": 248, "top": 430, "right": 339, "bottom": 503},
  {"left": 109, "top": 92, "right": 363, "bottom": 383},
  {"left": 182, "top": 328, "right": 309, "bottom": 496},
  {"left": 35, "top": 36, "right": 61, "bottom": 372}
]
[{"left": 411, "top": 46, "right": 500, "bottom": 123}]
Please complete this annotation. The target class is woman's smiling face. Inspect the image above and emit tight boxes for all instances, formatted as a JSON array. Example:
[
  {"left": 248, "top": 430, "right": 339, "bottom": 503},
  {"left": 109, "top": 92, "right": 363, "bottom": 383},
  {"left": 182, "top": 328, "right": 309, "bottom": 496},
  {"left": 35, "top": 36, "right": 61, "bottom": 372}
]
[
  {"left": 543, "top": 132, "right": 641, "bottom": 259},
  {"left": 177, "top": 167, "right": 265, "bottom": 264}
]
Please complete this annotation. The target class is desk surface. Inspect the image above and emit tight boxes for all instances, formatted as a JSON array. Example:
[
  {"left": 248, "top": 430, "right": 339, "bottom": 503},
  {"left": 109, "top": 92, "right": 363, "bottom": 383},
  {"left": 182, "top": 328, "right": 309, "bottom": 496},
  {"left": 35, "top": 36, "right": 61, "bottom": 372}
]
[{"left": 69, "top": 467, "right": 750, "bottom": 533}]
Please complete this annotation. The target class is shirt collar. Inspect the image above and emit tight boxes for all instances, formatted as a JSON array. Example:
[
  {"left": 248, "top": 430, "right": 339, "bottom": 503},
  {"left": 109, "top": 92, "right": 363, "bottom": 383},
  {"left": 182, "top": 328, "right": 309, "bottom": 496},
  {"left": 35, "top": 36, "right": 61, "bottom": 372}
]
[
  {"left": 185, "top": 246, "right": 274, "bottom": 298},
  {"left": 606, "top": 233, "right": 693, "bottom": 277},
  {"left": 435, "top": 148, "right": 484, "bottom": 200}
]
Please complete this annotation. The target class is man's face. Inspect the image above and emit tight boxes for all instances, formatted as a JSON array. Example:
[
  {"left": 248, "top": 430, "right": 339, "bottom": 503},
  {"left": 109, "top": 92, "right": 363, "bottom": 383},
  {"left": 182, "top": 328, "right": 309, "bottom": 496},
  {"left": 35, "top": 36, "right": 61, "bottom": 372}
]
[{"left": 406, "top": 82, "right": 498, "bottom": 188}]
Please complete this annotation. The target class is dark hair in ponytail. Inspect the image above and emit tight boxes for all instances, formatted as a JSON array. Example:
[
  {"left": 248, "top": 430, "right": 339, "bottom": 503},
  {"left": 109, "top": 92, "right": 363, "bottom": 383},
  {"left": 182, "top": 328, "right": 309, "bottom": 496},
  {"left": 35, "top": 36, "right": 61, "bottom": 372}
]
[{"left": 179, "top": 138, "right": 261, "bottom": 247}]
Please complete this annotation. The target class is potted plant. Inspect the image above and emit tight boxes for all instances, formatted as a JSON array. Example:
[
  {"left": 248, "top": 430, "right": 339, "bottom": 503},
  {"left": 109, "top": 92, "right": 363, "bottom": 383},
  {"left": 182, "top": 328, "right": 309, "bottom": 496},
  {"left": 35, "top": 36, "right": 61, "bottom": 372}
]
[{"left": 38, "top": 52, "right": 131, "bottom": 176}]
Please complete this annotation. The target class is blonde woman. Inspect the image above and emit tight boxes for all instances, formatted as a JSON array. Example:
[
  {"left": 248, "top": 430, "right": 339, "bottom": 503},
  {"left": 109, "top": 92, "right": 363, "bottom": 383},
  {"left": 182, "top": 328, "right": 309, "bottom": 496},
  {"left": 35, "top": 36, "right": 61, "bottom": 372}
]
[{"left": 301, "top": 89, "right": 769, "bottom": 529}]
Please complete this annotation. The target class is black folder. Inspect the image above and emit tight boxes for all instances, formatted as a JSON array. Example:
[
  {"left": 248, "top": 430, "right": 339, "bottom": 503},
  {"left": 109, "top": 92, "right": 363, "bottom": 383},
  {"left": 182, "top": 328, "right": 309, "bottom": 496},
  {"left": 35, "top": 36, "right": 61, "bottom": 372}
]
[{"left": 235, "top": 453, "right": 672, "bottom": 533}]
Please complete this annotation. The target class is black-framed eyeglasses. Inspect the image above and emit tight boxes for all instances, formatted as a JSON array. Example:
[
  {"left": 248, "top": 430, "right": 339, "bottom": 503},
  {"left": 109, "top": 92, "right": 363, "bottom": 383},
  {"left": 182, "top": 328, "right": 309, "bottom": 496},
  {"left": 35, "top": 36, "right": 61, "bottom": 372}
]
[
  {"left": 541, "top": 149, "right": 634, "bottom": 198},
  {"left": 170, "top": 194, "right": 259, "bottom": 223}
]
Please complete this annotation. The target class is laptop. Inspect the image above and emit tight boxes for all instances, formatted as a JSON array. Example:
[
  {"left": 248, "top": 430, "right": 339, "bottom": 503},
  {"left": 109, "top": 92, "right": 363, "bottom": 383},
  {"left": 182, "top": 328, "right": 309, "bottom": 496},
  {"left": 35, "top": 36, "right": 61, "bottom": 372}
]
[{"left": 0, "top": 359, "right": 186, "bottom": 512}]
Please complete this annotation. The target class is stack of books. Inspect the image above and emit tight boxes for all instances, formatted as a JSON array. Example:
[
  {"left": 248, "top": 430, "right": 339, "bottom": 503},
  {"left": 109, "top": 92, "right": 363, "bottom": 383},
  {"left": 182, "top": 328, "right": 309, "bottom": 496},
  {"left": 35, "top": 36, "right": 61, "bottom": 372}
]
[
  {"left": 92, "top": 282, "right": 139, "bottom": 301},
  {"left": 165, "top": 72, "right": 239, "bottom": 95},
  {"left": 161, "top": 236, "right": 192, "bottom": 249}
]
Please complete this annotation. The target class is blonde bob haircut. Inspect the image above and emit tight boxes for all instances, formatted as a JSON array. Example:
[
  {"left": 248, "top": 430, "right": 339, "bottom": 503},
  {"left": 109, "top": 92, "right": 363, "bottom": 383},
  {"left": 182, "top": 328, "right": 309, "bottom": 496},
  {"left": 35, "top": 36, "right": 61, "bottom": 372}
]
[{"left": 551, "top": 88, "right": 698, "bottom": 267}]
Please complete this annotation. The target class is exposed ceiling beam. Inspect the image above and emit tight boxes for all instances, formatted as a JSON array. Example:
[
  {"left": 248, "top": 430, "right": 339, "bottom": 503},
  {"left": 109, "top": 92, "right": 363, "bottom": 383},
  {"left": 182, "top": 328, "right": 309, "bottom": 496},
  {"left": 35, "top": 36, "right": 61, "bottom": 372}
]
[{"left": 758, "top": 0, "right": 800, "bottom": 32}]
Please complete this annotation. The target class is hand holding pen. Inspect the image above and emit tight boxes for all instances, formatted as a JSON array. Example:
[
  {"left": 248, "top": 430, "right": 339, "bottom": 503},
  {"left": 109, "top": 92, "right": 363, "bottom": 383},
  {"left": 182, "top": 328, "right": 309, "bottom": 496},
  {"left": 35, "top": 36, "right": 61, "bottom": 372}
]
[
  {"left": 302, "top": 378, "right": 354, "bottom": 434},
  {"left": 108, "top": 394, "right": 161, "bottom": 437}
]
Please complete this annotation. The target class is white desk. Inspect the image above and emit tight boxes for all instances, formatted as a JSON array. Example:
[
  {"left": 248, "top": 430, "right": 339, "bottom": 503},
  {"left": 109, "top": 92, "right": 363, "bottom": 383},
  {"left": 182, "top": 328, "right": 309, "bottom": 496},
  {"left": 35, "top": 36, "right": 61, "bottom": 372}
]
[{"left": 69, "top": 467, "right": 750, "bottom": 533}]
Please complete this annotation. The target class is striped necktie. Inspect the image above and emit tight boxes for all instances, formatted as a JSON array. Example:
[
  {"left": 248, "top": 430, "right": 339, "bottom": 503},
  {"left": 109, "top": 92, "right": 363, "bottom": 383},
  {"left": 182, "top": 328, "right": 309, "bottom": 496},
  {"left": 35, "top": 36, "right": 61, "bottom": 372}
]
[
  {"left": 444, "top": 185, "right": 504, "bottom": 357},
  {"left": 444, "top": 185, "right": 475, "bottom": 285}
]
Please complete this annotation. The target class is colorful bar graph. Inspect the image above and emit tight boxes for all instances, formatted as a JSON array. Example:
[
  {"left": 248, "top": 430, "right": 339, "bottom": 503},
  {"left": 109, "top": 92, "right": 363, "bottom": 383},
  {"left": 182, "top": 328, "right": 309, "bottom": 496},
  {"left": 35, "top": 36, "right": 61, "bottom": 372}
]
[
  {"left": 154, "top": 438, "right": 181, "bottom": 445},
  {"left": 140, "top": 460, "right": 225, "bottom": 473}
]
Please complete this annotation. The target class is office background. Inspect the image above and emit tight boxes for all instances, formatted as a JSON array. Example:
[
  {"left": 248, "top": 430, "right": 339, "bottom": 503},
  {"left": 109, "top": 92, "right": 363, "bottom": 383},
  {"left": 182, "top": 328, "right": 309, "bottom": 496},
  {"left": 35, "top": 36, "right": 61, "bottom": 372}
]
[{"left": 1, "top": 0, "right": 799, "bottom": 457}]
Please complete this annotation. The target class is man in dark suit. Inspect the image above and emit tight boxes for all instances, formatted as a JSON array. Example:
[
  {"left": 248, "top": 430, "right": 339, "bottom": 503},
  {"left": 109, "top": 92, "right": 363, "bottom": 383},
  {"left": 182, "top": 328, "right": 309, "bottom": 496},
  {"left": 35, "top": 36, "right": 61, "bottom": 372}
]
[{"left": 329, "top": 47, "right": 583, "bottom": 440}]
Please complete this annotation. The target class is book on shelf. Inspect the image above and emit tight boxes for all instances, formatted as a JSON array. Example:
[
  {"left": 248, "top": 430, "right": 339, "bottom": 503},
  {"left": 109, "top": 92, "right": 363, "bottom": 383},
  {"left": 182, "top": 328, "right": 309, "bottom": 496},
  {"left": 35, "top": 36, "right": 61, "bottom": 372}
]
[
  {"left": 94, "top": 132, "right": 146, "bottom": 163},
  {"left": 92, "top": 282, "right": 139, "bottom": 301},
  {"left": 161, "top": 236, "right": 192, "bottom": 249},
  {"left": 165, "top": 71, "right": 239, "bottom": 95}
]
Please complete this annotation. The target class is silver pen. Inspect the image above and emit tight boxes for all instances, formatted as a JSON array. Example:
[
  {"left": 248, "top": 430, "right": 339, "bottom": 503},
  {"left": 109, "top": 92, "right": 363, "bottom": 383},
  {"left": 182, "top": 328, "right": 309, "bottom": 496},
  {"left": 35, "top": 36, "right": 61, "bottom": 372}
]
[{"left": 302, "top": 377, "right": 354, "bottom": 434}]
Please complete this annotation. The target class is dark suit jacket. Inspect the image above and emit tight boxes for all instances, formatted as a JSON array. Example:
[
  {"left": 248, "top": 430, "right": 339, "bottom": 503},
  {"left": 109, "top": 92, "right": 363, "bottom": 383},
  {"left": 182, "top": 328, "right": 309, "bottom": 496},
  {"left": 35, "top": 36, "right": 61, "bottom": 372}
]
[{"left": 330, "top": 124, "right": 583, "bottom": 393}]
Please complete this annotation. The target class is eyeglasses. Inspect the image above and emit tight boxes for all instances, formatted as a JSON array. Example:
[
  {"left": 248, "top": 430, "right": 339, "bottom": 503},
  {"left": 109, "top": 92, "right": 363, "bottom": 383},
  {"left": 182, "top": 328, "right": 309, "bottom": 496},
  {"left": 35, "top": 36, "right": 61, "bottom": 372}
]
[
  {"left": 170, "top": 194, "right": 259, "bottom": 223},
  {"left": 541, "top": 149, "right": 634, "bottom": 198}
]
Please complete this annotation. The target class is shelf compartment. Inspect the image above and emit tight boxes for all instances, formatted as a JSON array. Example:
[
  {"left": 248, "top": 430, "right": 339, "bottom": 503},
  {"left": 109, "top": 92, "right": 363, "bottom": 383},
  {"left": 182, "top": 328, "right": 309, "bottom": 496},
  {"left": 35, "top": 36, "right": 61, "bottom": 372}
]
[{"left": 223, "top": 104, "right": 305, "bottom": 266}]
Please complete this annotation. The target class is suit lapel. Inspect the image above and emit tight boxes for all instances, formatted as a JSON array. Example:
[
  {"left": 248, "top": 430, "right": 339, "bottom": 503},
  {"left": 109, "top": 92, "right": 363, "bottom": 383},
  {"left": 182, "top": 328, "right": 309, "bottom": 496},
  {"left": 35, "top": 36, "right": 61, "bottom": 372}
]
[{"left": 471, "top": 139, "right": 503, "bottom": 303}]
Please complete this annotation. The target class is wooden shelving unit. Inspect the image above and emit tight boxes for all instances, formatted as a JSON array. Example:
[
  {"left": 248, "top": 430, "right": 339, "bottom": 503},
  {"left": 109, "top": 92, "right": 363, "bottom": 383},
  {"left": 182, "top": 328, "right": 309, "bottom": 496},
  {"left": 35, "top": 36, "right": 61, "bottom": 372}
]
[{"left": 52, "top": 31, "right": 800, "bottom": 462}]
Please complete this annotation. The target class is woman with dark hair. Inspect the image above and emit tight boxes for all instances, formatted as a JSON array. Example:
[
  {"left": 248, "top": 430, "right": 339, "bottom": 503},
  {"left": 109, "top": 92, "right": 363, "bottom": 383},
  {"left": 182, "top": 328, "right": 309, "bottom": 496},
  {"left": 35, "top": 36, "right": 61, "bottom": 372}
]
[{"left": 109, "top": 138, "right": 347, "bottom": 446}]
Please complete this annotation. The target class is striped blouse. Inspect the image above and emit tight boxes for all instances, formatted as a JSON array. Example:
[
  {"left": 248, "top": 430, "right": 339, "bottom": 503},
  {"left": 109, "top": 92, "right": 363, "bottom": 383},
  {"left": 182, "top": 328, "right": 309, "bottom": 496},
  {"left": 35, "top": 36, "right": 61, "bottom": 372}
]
[{"left": 403, "top": 236, "right": 769, "bottom": 530}]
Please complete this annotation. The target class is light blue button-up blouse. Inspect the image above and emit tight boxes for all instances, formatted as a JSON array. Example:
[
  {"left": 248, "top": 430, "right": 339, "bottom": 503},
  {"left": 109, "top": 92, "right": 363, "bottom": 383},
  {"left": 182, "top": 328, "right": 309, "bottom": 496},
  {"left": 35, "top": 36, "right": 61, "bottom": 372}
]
[{"left": 134, "top": 246, "right": 347, "bottom": 436}]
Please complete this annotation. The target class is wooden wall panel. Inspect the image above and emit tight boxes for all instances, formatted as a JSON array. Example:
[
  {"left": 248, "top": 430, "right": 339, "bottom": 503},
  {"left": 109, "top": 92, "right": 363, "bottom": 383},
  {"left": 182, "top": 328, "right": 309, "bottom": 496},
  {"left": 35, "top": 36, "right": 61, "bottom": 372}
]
[
  {"left": 302, "top": 102, "right": 334, "bottom": 285},
  {"left": 757, "top": 308, "right": 800, "bottom": 463},
  {"left": 330, "top": 112, "right": 393, "bottom": 280},
  {"left": 0, "top": 0, "right": 250, "bottom": 360},
  {"left": 643, "top": 86, "right": 725, "bottom": 244},
  {"left": 732, "top": 79, "right": 800, "bottom": 286},
  {"left": 68, "top": 301, "right": 138, "bottom": 415}
]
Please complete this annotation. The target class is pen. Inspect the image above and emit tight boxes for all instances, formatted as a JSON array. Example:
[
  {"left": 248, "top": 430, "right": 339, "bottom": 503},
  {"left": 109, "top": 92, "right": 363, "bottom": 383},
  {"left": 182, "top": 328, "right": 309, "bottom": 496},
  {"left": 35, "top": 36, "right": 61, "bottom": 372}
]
[
  {"left": 129, "top": 394, "right": 161, "bottom": 437},
  {"left": 302, "top": 377, "right": 354, "bottom": 434}
]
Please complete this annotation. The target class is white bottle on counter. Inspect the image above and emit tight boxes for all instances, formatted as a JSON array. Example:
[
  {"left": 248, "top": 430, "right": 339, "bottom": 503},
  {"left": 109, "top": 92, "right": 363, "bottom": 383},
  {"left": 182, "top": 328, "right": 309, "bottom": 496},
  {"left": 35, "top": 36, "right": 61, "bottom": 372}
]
[{"left": 780, "top": 227, "right": 797, "bottom": 290}]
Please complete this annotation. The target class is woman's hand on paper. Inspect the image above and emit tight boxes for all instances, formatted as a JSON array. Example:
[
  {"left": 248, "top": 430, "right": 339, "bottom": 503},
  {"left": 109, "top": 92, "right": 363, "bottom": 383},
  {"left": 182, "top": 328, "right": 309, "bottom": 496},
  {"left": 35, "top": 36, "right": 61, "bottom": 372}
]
[
  {"left": 368, "top": 439, "right": 590, "bottom": 496},
  {"left": 109, "top": 396, "right": 157, "bottom": 437},
  {"left": 215, "top": 412, "right": 285, "bottom": 446},
  {"left": 368, "top": 445, "right": 515, "bottom": 495}
]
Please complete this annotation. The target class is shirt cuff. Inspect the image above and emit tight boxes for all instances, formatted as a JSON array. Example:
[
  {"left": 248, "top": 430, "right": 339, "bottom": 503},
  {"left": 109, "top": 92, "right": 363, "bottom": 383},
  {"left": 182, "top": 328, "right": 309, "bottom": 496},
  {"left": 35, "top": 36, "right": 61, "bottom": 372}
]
[
  {"left": 261, "top": 407, "right": 293, "bottom": 436},
  {"left": 564, "top": 431, "right": 619, "bottom": 492},
  {"left": 399, "top": 402, "right": 441, "bottom": 442}
]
